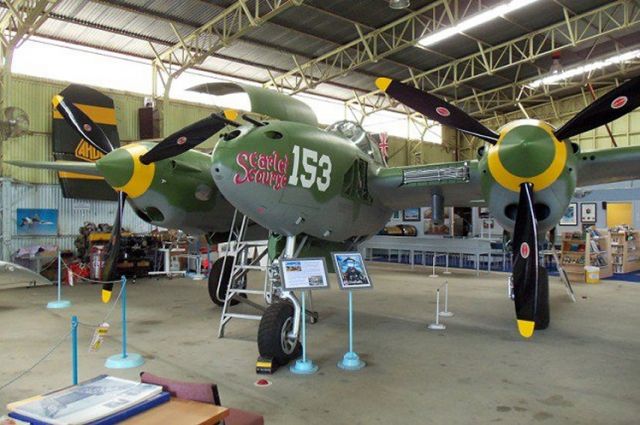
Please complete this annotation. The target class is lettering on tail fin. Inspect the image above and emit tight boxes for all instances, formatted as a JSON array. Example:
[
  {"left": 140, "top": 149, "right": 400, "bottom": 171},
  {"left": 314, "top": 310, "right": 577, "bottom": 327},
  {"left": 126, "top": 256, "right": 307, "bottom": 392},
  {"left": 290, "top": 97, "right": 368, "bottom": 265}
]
[{"left": 74, "top": 139, "right": 105, "bottom": 162}]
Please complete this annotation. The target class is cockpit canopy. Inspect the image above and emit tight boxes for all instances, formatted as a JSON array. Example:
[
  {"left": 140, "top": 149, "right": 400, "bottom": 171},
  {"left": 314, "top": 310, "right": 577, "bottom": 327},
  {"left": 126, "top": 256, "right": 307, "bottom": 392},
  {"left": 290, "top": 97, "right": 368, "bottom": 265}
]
[{"left": 326, "top": 120, "right": 384, "bottom": 165}]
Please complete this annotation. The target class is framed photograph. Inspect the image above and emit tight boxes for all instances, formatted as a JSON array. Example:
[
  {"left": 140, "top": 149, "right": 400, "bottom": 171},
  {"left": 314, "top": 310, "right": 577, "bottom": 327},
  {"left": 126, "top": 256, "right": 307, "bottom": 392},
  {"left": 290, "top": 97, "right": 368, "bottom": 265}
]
[
  {"left": 391, "top": 211, "right": 401, "bottom": 220},
  {"left": 279, "top": 257, "right": 330, "bottom": 291},
  {"left": 332, "top": 252, "right": 372, "bottom": 290},
  {"left": 403, "top": 208, "right": 420, "bottom": 222},
  {"left": 559, "top": 203, "right": 578, "bottom": 226},
  {"left": 16, "top": 208, "right": 58, "bottom": 235},
  {"left": 580, "top": 202, "right": 597, "bottom": 224}
]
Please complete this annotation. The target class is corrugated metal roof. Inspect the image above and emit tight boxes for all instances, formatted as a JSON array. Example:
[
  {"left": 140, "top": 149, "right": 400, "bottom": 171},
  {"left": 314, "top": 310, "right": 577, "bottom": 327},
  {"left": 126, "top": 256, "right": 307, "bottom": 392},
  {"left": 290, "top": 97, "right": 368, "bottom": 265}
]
[{"left": 4, "top": 0, "right": 638, "bottom": 112}]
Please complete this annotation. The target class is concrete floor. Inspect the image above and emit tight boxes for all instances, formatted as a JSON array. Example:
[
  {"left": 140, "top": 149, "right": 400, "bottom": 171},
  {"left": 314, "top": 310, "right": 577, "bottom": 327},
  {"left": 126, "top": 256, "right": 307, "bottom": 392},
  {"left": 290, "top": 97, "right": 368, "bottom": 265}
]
[{"left": 1, "top": 263, "right": 639, "bottom": 424}]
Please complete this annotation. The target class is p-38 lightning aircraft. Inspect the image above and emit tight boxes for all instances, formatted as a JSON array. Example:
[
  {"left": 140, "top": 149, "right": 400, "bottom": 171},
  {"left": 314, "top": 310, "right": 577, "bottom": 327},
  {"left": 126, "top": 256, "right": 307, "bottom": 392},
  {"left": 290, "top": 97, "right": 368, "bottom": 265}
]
[{"left": 10, "top": 76, "right": 640, "bottom": 366}]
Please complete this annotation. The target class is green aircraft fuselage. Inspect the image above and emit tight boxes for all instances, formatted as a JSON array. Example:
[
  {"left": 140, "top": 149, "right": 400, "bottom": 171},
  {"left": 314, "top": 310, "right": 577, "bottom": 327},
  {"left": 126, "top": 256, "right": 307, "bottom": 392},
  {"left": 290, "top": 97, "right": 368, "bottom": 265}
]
[
  {"left": 210, "top": 119, "right": 585, "bottom": 240},
  {"left": 211, "top": 121, "right": 392, "bottom": 242}
]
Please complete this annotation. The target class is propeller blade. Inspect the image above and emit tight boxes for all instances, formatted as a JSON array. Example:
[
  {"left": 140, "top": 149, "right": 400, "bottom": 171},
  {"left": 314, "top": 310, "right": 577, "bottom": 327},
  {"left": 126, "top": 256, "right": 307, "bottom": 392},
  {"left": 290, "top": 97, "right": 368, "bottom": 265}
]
[
  {"left": 139, "top": 112, "right": 239, "bottom": 164},
  {"left": 52, "top": 95, "right": 114, "bottom": 154},
  {"left": 511, "top": 182, "right": 539, "bottom": 338},
  {"left": 554, "top": 75, "right": 640, "bottom": 140},
  {"left": 101, "top": 191, "right": 126, "bottom": 303},
  {"left": 375, "top": 78, "right": 499, "bottom": 144}
]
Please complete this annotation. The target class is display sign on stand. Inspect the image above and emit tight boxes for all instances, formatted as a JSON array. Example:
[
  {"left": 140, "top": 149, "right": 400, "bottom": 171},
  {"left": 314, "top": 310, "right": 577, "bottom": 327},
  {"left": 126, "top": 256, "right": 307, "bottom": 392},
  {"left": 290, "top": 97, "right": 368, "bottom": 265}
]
[
  {"left": 279, "top": 258, "right": 329, "bottom": 374},
  {"left": 280, "top": 258, "right": 330, "bottom": 291},
  {"left": 332, "top": 252, "right": 372, "bottom": 371}
]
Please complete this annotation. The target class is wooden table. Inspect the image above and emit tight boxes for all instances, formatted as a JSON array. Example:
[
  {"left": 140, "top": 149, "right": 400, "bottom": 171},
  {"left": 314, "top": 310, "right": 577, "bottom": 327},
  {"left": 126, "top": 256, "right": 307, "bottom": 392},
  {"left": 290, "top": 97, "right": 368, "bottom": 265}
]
[{"left": 121, "top": 398, "right": 229, "bottom": 425}]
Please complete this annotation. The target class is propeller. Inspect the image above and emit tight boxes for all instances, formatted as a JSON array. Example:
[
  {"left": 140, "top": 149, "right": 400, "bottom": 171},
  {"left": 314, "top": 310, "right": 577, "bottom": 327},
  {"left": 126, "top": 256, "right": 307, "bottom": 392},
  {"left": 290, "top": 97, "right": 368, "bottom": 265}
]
[
  {"left": 375, "top": 78, "right": 499, "bottom": 143},
  {"left": 53, "top": 95, "right": 122, "bottom": 301},
  {"left": 52, "top": 95, "right": 114, "bottom": 154},
  {"left": 554, "top": 75, "right": 640, "bottom": 141},
  {"left": 139, "top": 110, "right": 239, "bottom": 165},
  {"left": 101, "top": 191, "right": 127, "bottom": 303},
  {"left": 511, "top": 182, "right": 541, "bottom": 338}
]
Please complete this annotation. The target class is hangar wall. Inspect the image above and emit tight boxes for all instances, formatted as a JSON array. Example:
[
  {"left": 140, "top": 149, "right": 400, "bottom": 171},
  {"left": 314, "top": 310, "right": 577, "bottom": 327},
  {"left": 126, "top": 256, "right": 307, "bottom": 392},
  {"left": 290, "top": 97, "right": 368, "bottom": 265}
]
[
  {"left": 1, "top": 74, "right": 221, "bottom": 183},
  {"left": 0, "top": 179, "right": 153, "bottom": 261}
]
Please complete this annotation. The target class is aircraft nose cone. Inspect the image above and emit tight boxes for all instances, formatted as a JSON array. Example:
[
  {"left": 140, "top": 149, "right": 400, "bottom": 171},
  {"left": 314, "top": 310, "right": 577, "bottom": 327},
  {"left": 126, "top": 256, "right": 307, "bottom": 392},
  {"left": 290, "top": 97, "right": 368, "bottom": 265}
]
[
  {"left": 498, "top": 126, "right": 555, "bottom": 178},
  {"left": 96, "top": 148, "right": 134, "bottom": 188}
]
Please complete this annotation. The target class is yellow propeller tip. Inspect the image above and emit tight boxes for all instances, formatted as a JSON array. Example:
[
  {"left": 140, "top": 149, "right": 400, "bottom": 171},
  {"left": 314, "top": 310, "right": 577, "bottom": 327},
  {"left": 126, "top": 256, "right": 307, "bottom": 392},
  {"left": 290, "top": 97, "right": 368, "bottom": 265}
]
[
  {"left": 52, "top": 95, "right": 63, "bottom": 108},
  {"left": 223, "top": 109, "right": 238, "bottom": 121},
  {"left": 101, "top": 289, "right": 112, "bottom": 304},
  {"left": 375, "top": 77, "right": 392, "bottom": 92},
  {"left": 517, "top": 320, "right": 535, "bottom": 338}
]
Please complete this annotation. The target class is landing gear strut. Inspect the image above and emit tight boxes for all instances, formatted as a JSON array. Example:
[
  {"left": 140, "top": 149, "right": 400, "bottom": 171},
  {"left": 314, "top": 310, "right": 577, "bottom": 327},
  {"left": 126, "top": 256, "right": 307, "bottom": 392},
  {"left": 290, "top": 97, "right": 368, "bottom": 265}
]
[{"left": 257, "top": 235, "right": 309, "bottom": 366}]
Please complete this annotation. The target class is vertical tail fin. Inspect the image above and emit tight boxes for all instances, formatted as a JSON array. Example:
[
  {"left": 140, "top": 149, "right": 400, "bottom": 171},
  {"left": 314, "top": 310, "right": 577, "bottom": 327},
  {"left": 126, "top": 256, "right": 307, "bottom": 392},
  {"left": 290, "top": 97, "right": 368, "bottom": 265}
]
[{"left": 52, "top": 84, "right": 120, "bottom": 200}]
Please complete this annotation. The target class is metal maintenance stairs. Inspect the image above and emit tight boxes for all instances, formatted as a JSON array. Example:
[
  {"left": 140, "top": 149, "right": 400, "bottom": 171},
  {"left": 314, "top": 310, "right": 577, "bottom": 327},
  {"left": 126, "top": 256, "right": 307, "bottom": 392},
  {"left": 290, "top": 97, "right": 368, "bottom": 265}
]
[
  {"left": 217, "top": 210, "right": 270, "bottom": 338},
  {"left": 550, "top": 247, "right": 577, "bottom": 302}
]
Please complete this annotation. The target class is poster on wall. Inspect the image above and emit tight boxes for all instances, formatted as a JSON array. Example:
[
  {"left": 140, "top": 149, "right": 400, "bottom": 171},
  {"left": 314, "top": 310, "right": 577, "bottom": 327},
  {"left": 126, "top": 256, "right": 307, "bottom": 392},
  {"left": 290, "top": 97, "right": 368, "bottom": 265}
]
[
  {"left": 402, "top": 208, "right": 420, "bottom": 222},
  {"left": 559, "top": 203, "right": 578, "bottom": 226},
  {"left": 279, "top": 258, "right": 330, "bottom": 291},
  {"left": 580, "top": 203, "right": 597, "bottom": 224},
  {"left": 16, "top": 209, "right": 58, "bottom": 235},
  {"left": 332, "top": 252, "right": 373, "bottom": 290}
]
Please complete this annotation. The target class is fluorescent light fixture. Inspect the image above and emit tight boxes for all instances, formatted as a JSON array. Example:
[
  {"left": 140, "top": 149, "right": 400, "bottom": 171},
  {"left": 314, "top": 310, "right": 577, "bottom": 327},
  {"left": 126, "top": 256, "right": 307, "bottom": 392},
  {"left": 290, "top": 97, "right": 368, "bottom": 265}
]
[
  {"left": 418, "top": 0, "right": 540, "bottom": 47},
  {"left": 528, "top": 49, "right": 640, "bottom": 88},
  {"left": 390, "top": 0, "right": 410, "bottom": 9}
]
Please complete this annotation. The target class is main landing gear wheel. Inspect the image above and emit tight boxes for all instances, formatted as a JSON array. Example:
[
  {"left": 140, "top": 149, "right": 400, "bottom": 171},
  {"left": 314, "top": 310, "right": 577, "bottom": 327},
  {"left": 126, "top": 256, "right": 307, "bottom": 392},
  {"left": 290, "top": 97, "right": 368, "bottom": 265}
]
[
  {"left": 258, "top": 301, "right": 301, "bottom": 366},
  {"left": 535, "top": 266, "right": 550, "bottom": 330},
  {"left": 208, "top": 256, "right": 246, "bottom": 307}
]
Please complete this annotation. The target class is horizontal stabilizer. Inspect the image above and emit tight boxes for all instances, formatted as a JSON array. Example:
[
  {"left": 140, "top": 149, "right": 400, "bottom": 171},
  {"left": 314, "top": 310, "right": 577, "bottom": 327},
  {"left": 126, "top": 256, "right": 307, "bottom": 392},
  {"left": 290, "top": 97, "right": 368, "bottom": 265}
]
[
  {"left": 189, "top": 82, "right": 318, "bottom": 127},
  {"left": 5, "top": 160, "right": 101, "bottom": 176}
]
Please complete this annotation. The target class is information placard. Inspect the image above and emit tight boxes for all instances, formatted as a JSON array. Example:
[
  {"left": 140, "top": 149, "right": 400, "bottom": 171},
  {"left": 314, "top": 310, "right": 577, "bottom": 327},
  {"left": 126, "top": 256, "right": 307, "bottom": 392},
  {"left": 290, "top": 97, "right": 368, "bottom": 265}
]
[
  {"left": 279, "top": 258, "right": 330, "bottom": 290},
  {"left": 332, "top": 252, "right": 373, "bottom": 290}
]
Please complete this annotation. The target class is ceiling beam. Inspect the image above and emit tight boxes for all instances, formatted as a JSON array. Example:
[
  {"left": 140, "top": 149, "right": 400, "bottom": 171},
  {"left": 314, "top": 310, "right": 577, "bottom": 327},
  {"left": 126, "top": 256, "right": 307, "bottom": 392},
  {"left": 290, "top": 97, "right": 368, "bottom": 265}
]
[
  {"left": 346, "top": 0, "right": 640, "bottom": 118},
  {"left": 263, "top": 0, "right": 503, "bottom": 93},
  {"left": 469, "top": 60, "right": 640, "bottom": 122},
  {"left": 152, "top": 0, "right": 303, "bottom": 82}
]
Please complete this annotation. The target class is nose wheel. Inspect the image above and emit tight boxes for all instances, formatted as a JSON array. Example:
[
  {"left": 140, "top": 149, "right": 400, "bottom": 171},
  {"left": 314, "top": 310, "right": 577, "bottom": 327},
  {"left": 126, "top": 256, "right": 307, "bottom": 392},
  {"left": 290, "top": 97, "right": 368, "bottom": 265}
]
[
  {"left": 208, "top": 256, "right": 246, "bottom": 306},
  {"left": 258, "top": 301, "right": 301, "bottom": 366}
]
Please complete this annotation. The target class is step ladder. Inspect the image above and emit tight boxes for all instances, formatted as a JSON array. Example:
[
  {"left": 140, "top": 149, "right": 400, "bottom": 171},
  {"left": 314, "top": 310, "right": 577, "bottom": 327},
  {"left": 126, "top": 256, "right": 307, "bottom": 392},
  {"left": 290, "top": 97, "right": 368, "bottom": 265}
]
[
  {"left": 549, "top": 248, "right": 577, "bottom": 303},
  {"left": 217, "top": 210, "right": 271, "bottom": 338}
]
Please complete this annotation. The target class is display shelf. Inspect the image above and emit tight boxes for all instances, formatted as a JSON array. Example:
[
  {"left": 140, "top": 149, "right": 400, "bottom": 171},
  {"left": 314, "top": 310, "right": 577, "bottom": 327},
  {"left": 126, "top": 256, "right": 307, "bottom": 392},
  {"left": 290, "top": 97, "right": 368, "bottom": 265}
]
[
  {"left": 560, "top": 228, "right": 612, "bottom": 282},
  {"left": 610, "top": 228, "right": 640, "bottom": 274}
]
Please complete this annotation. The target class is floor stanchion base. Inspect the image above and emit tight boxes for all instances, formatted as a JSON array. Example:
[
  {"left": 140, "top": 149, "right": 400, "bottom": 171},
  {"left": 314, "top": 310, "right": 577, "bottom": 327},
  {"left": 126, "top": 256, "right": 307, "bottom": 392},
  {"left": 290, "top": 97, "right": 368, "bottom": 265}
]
[
  {"left": 428, "top": 323, "right": 446, "bottom": 330},
  {"left": 290, "top": 358, "right": 318, "bottom": 374},
  {"left": 337, "top": 352, "right": 366, "bottom": 371},
  {"left": 439, "top": 311, "right": 454, "bottom": 317},
  {"left": 105, "top": 352, "right": 145, "bottom": 369},
  {"left": 47, "top": 300, "right": 71, "bottom": 309},
  {"left": 429, "top": 274, "right": 439, "bottom": 278}
]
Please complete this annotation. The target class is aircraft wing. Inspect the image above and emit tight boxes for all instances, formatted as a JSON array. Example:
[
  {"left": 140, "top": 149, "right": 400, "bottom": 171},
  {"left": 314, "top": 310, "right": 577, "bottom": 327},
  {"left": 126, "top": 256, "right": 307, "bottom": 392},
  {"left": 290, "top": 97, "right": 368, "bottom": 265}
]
[
  {"left": 371, "top": 159, "right": 485, "bottom": 210},
  {"left": 5, "top": 160, "right": 102, "bottom": 177},
  {"left": 576, "top": 145, "right": 640, "bottom": 187}
]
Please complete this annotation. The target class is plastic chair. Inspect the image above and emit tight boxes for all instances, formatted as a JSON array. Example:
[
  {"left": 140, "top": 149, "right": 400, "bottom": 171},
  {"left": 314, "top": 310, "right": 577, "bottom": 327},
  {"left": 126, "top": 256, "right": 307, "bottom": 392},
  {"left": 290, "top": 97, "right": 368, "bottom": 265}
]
[{"left": 140, "top": 371, "right": 264, "bottom": 425}]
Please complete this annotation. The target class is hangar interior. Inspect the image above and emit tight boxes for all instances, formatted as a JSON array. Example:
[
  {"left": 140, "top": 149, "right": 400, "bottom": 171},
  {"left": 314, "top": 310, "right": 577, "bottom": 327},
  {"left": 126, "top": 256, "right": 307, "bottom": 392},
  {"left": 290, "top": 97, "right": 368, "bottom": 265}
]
[{"left": 0, "top": 1, "right": 639, "bottom": 424}]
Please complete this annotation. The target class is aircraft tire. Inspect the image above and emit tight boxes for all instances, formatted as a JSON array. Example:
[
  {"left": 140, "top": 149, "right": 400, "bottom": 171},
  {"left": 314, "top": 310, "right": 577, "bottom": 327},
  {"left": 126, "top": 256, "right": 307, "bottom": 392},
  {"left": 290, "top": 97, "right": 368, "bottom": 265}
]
[
  {"left": 258, "top": 301, "right": 301, "bottom": 366},
  {"left": 208, "top": 256, "right": 246, "bottom": 306},
  {"left": 535, "top": 266, "right": 550, "bottom": 330}
]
